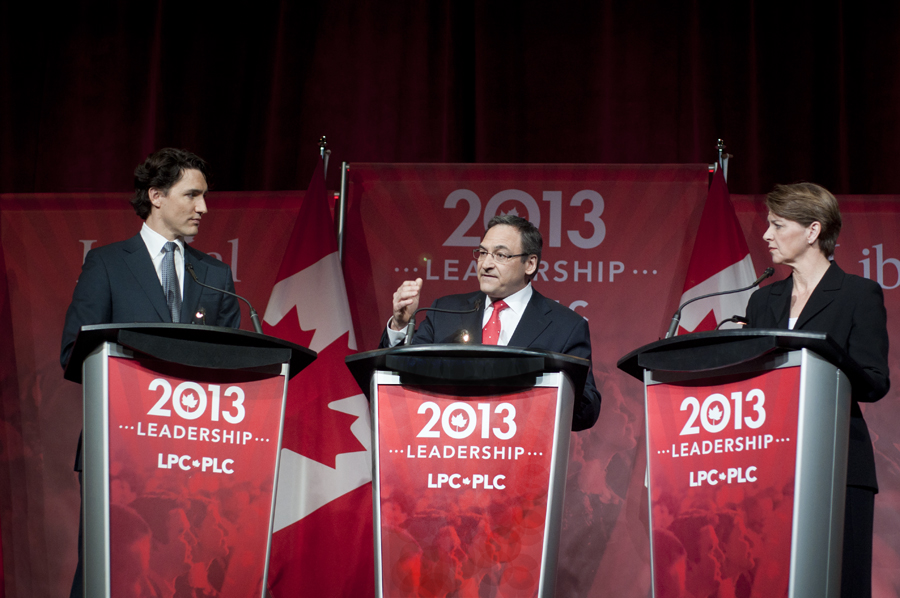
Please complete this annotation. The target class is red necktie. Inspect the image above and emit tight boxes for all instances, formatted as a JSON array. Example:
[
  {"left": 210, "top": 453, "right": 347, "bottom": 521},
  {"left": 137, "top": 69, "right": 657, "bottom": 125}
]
[{"left": 482, "top": 300, "right": 509, "bottom": 345}]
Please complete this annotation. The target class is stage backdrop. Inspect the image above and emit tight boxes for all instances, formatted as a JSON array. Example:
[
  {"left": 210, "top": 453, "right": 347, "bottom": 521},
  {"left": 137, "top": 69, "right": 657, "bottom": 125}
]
[
  {"left": 2, "top": 166, "right": 900, "bottom": 597},
  {"left": 0, "top": 192, "right": 306, "bottom": 598}
]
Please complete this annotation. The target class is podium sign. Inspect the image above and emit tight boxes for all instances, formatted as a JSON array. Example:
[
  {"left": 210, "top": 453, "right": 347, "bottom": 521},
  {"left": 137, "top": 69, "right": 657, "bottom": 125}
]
[
  {"left": 619, "top": 332, "right": 855, "bottom": 598},
  {"left": 372, "top": 372, "right": 573, "bottom": 598},
  {"left": 647, "top": 365, "right": 802, "bottom": 597},
  {"left": 68, "top": 324, "right": 314, "bottom": 598},
  {"left": 104, "top": 355, "right": 286, "bottom": 596}
]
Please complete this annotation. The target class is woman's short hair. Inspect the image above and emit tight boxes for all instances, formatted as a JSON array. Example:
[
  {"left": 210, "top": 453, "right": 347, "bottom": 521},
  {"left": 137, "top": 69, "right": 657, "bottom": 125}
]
[{"left": 766, "top": 182, "right": 842, "bottom": 257}]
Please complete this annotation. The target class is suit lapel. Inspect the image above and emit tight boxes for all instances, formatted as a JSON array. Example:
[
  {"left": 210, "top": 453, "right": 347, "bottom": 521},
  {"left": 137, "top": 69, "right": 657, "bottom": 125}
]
[
  {"left": 181, "top": 247, "right": 207, "bottom": 324},
  {"left": 466, "top": 293, "right": 486, "bottom": 342},
  {"left": 122, "top": 235, "right": 171, "bottom": 322},
  {"left": 508, "top": 290, "right": 551, "bottom": 347},
  {"left": 796, "top": 262, "right": 842, "bottom": 330},
  {"left": 767, "top": 278, "right": 792, "bottom": 328}
]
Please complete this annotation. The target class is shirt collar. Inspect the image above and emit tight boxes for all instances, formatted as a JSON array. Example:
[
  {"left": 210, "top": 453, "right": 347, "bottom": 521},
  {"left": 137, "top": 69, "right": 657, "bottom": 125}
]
[
  {"left": 140, "top": 222, "right": 184, "bottom": 256},
  {"left": 486, "top": 283, "right": 532, "bottom": 315}
]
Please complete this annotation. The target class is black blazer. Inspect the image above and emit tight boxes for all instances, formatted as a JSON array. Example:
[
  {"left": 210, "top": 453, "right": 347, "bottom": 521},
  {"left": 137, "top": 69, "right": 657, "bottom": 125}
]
[
  {"left": 746, "top": 262, "right": 889, "bottom": 490},
  {"left": 61, "top": 233, "right": 242, "bottom": 369},
  {"left": 380, "top": 288, "right": 602, "bottom": 432}
]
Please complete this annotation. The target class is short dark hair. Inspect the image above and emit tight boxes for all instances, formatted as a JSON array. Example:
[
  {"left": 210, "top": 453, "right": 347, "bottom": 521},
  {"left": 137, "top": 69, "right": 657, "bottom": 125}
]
[
  {"left": 766, "top": 182, "right": 842, "bottom": 258},
  {"left": 131, "top": 148, "right": 209, "bottom": 220},
  {"left": 485, "top": 215, "right": 542, "bottom": 278}
]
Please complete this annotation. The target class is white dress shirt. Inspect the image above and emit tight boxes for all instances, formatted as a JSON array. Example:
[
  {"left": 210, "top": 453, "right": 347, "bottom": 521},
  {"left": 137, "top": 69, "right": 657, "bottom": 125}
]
[
  {"left": 386, "top": 283, "right": 533, "bottom": 347},
  {"left": 140, "top": 223, "right": 185, "bottom": 297},
  {"left": 482, "top": 283, "right": 532, "bottom": 346}
]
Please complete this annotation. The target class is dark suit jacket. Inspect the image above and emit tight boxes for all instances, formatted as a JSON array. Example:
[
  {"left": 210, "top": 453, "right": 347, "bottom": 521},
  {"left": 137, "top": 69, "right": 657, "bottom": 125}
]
[
  {"left": 61, "top": 233, "right": 241, "bottom": 368},
  {"left": 746, "top": 262, "right": 889, "bottom": 490},
  {"left": 60, "top": 233, "right": 241, "bottom": 470},
  {"left": 380, "top": 289, "right": 602, "bottom": 431}
]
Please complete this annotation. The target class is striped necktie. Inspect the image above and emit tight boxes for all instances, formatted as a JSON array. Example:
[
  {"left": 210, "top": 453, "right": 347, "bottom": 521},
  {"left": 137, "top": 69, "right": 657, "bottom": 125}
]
[{"left": 161, "top": 241, "right": 181, "bottom": 323}]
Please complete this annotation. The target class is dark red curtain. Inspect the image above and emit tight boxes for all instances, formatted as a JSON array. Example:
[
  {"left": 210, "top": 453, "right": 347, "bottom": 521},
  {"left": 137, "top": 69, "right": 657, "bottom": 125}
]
[{"left": 3, "top": 1, "right": 900, "bottom": 193}]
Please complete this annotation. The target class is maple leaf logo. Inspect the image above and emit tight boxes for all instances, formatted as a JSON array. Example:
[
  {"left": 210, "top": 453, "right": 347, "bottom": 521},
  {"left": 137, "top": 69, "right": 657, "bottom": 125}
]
[
  {"left": 270, "top": 335, "right": 366, "bottom": 468},
  {"left": 463, "top": 478, "right": 471, "bottom": 485},
  {"left": 192, "top": 460, "right": 200, "bottom": 468},
  {"left": 707, "top": 405, "right": 723, "bottom": 423},
  {"left": 501, "top": 207, "right": 520, "bottom": 217},
  {"left": 450, "top": 413, "right": 467, "bottom": 431},
  {"left": 182, "top": 393, "right": 198, "bottom": 410},
  {"left": 263, "top": 252, "right": 357, "bottom": 352}
]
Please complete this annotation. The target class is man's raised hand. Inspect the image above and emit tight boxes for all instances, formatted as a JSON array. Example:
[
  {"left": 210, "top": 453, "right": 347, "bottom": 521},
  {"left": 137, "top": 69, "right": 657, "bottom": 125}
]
[{"left": 390, "top": 278, "right": 423, "bottom": 331}]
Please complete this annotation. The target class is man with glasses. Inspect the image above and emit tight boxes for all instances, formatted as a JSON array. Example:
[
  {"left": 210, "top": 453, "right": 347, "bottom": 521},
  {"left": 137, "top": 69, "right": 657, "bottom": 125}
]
[{"left": 381, "top": 214, "right": 601, "bottom": 431}]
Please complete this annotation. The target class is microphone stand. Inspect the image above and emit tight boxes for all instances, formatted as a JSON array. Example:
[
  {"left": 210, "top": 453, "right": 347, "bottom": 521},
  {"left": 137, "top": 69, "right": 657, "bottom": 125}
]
[
  {"left": 186, "top": 263, "right": 264, "bottom": 334},
  {"left": 403, "top": 300, "right": 482, "bottom": 345},
  {"left": 665, "top": 268, "right": 774, "bottom": 339}
]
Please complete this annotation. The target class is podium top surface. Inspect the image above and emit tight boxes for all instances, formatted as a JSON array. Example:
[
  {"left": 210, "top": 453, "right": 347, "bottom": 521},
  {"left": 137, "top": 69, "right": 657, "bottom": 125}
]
[
  {"left": 64, "top": 323, "right": 316, "bottom": 383},
  {"left": 616, "top": 328, "right": 869, "bottom": 385},
  {"left": 346, "top": 344, "right": 590, "bottom": 399}
]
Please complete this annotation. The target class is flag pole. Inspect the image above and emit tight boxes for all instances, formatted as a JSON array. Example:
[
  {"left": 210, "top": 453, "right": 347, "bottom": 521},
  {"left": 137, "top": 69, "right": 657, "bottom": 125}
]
[
  {"left": 316, "top": 136, "right": 349, "bottom": 263},
  {"left": 716, "top": 138, "right": 733, "bottom": 183},
  {"left": 318, "top": 136, "right": 331, "bottom": 179},
  {"left": 337, "top": 162, "right": 349, "bottom": 263}
]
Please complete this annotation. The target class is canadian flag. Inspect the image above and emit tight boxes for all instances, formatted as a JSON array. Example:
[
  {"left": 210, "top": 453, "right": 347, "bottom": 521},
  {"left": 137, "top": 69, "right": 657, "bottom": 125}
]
[
  {"left": 264, "top": 158, "right": 374, "bottom": 596},
  {"left": 677, "top": 166, "right": 757, "bottom": 334}
]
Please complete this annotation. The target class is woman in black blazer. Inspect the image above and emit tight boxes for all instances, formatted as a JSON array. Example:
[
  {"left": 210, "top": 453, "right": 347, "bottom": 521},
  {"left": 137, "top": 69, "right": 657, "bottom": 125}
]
[{"left": 746, "top": 182, "right": 890, "bottom": 598}]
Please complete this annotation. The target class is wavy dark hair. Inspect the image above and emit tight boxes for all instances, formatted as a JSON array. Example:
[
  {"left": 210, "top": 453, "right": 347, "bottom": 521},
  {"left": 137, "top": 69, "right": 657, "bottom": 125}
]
[{"left": 131, "top": 148, "right": 209, "bottom": 219}]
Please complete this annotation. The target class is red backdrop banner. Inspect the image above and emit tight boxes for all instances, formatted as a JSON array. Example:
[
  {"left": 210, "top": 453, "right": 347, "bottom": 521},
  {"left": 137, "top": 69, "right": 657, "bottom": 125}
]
[
  {"left": 2, "top": 169, "right": 900, "bottom": 597},
  {"left": 341, "top": 163, "right": 709, "bottom": 597},
  {"left": 0, "top": 192, "right": 303, "bottom": 598}
]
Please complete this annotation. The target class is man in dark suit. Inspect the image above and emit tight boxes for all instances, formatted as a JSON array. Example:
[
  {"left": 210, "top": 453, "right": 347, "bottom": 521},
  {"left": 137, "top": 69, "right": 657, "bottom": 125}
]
[
  {"left": 61, "top": 148, "right": 240, "bottom": 367},
  {"left": 382, "top": 214, "right": 601, "bottom": 431},
  {"left": 61, "top": 148, "right": 240, "bottom": 598}
]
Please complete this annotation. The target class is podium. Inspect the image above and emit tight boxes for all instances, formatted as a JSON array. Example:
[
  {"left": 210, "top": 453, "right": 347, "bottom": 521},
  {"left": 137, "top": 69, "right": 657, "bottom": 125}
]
[
  {"left": 618, "top": 330, "right": 875, "bottom": 598},
  {"left": 64, "top": 323, "right": 315, "bottom": 598},
  {"left": 346, "top": 344, "right": 590, "bottom": 598}
]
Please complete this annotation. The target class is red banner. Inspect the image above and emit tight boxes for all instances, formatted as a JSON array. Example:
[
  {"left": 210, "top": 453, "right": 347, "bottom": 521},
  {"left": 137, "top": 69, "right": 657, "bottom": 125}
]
[
  {"left": 4, "top": 174, "right": 900, "bottom": 597},
  {"left": 0, "top": 192, "right": 302, "bottom": 598},
  {"left": 376, "top": 384, "right": 560, "bottom": 598},
  {"left": 342, "top": 164, "right": 709, "bottom": 596}
]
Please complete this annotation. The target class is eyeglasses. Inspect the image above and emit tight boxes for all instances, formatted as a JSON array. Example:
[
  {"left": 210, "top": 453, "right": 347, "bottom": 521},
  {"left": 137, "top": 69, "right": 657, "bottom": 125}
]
[{"left": 473, "top": 249, "right": 529, "bottom": 264}]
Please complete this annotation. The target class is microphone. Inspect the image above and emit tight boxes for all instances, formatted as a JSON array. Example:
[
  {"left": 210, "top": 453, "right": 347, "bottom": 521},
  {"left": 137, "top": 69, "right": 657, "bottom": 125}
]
[
  {"left": 665, "top": 267, "right": 774, "bottom": 339},
  {"left": 404, "top": 299, "right": 482, "bottom": 345},
  {"left": 185, "top": 263, "right": 263, "bottom": 334},
  {"left": 716, "top": 315, "right": 749, "bottom": 330},
  {"left": 452, "top": 329, "right": 473, "bottom": 344}
]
